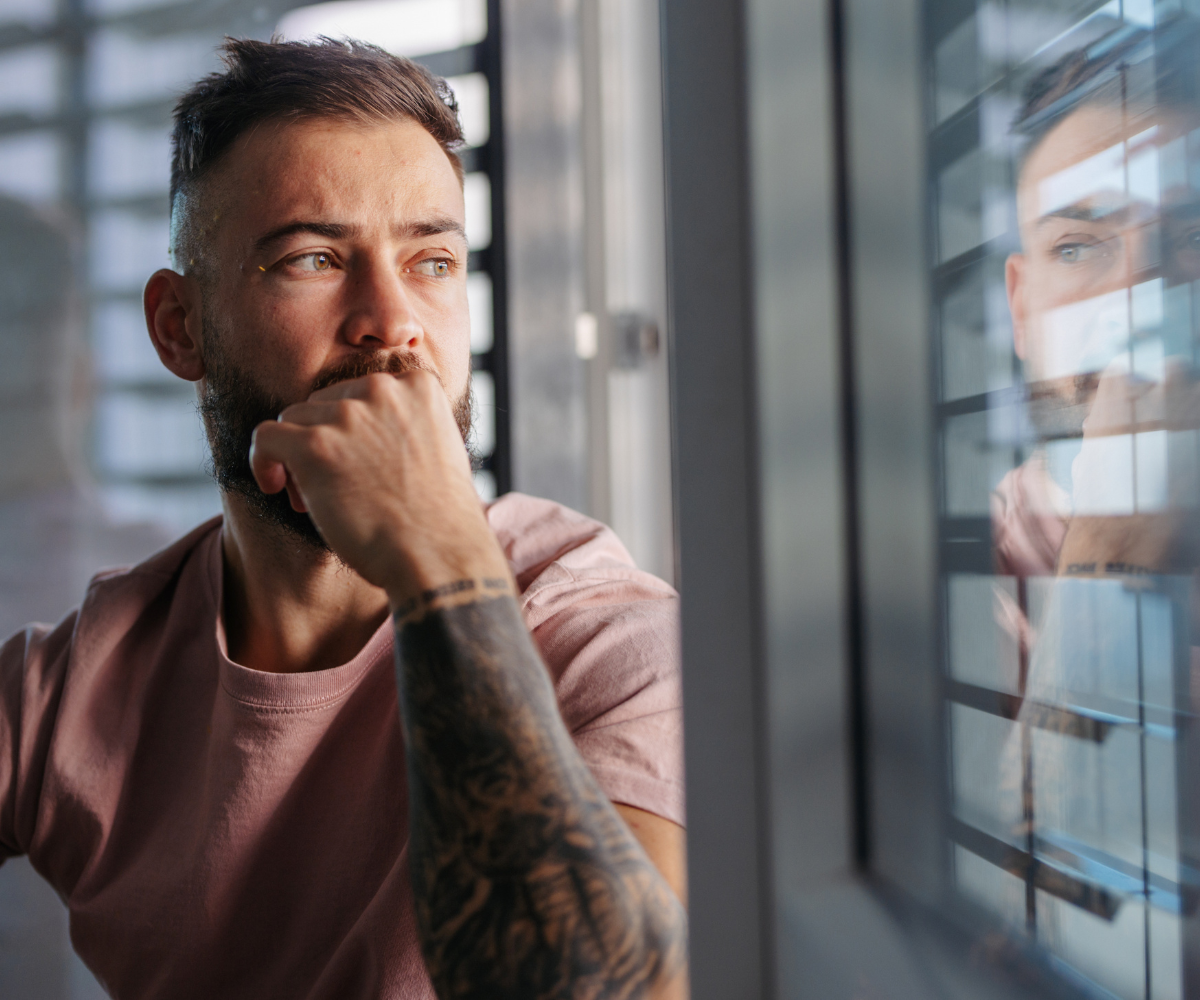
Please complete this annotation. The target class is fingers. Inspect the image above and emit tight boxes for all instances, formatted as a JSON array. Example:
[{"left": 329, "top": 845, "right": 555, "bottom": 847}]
[
  {"left": 249, "top": 366, "right": 463, "bottom": 515},
  {"left": 306, "top": 368, "right": 439, "bottom": 404},
  {"left": 283, "top": 370, "right": 448, "bottom": 425},
  {"left": 249, "top": 420, "right": 314, "bottom": 495},
  {"left": 278, "top": 400, "right": 356, "bottom": 427}
]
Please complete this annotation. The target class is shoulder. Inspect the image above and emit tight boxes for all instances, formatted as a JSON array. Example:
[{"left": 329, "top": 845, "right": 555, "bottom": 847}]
[
  {"left": 486, "top": 492, "right": 677, "bottom": 622},
  {"left": 82, "top": 515, "right": 222, "bottom": 596},
  {"left": 66, "top": 516, "right": 224, "bottom": 661},
  {"left": 2, "top": 515, "right": 222, "bottom": 664},
  {"left": 487, "top": 491, "right": 679, "bottom": 704},
  {"left": 487, "top": 495, "right": 685, "bottom": 824}
]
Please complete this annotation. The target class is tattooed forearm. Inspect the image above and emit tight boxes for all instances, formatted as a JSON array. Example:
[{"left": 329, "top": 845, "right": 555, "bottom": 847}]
[{"left": 394, "top": 593, "right": 687, "bottom": 999}]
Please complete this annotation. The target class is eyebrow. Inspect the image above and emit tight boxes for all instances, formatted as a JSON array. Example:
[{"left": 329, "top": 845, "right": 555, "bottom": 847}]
[
  {"left": 1037, "top": 203, "right": 1129, "bottom": 226},
  {"left": 252, "top": 216, "right": 468, "bottom": 254},
  {"left": 1164, "top": 199, "right": 1200, "bottom": 222}
]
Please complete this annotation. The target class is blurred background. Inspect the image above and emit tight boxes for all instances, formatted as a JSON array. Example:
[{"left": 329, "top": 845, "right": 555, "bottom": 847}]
[
  {"left": 8, "top": 0, "right": 1200, "bottom": 998},
  {"left": 0, "top": 0, "right": 673, "bottom": 994}
]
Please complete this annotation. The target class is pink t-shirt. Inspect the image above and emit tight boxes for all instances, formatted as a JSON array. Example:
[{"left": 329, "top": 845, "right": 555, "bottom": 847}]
[{"left": 0, "top": 493, "right": 684, "bottom": 999}]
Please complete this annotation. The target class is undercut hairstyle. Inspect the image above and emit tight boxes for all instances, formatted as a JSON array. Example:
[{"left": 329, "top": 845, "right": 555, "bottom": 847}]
[
  {"left": 1012, "top": 18, "right": 1200, "bottom": 174},
  {"left": 169, "top": 37, "right": 464, "bottom": 275}
]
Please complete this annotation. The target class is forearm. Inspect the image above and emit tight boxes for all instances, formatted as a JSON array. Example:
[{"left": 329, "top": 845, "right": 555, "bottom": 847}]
[{"left": 393, "top": 590, "right": 688, "bottom": 999}]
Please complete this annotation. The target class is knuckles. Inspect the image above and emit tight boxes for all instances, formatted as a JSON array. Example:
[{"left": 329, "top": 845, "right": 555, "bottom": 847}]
[{"left": 303, "top": 424, "right": 342, "bottom": 466}]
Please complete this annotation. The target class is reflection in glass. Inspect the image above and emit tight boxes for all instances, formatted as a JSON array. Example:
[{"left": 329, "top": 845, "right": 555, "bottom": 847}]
[{"left": 932, "top": 7, "right": 1200, "bottom": 998}]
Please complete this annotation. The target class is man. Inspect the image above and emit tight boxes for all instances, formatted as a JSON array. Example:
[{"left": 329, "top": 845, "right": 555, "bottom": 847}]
[
  {"left": 984, "top": 26, "right": 1200, "bottom": 949},
  {"left": 997, "top": 30, "right": 1200, "bottom": 584},
  {"left": 0, "top": 39, "right": 687, "bottom": 999}
]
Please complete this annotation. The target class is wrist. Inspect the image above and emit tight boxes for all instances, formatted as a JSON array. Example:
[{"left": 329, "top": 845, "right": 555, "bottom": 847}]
[
  {"left": 384, "top": 530, "right": 514, "bottom": 619},
  {"left": 390, "top": 573, "right": 516, "bottom": 625}
]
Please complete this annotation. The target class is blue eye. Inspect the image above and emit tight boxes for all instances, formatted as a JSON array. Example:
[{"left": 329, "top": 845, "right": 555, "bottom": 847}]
[
  {"left": 1055, "top": 242, "right": 1106, "bottom": 264},
  {"left": 412, "top": 258, "right": 453, "bottom": 278}
]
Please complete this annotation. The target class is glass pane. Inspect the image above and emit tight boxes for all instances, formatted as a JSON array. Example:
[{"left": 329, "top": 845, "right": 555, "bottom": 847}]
[
  {"left": 87, "top": 30, "right": 221, "bottom": 110},
  {"left": 464, "top": 171, "right": 492, "bottom": 249},
  {"left": 447, "top": 72, "right": 490, "bottom": 148},
  {"left": 468, "top": 270, "right": 494, "bottom": 354},
  {"left": 0, "top": 132, "right": 60, "bottom": 203},
  {"left": 276, "top": 0, "right": 488, "bottom": 57},
  {"left": 471, "top": 368, "right": 495, "bottom": 458},
  {"left": 93, "top": 392, "right": 209, "bottom": 478},
  {"left": 92, "top": 300, "right": 175, "bottom": 385},
  {"left": 0, "top": 46, "right": 60, "bottom": 118},
  {"left": 89, "top": 119, "right": 171, "bottom": 199},
  {"left": 0, "top": 0, "right": 56, "bottom": 28},
  {"left": 89, "top": 211, "right": 171, "bottom": 291},
  {"left": 928, "top": 4, "right": 1200, "bottom": 997}
]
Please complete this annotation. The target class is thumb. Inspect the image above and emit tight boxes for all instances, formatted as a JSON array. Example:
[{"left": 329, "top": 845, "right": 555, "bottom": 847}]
[{"left": 249, "top": 419, "right": 297, "bottom": 496}]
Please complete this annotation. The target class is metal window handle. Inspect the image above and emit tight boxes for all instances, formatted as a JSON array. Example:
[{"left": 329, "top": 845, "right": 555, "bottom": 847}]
[{"left": 611, "top": 311, "right": 659, "bottom": 370}]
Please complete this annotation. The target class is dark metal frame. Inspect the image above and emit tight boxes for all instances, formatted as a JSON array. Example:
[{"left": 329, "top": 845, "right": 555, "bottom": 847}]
[
  {"left": 659, "top": 0, "right": 769, "bottom": 992},
  {"left": 413, "top": 3, "right": 512, "bottom": 495}
]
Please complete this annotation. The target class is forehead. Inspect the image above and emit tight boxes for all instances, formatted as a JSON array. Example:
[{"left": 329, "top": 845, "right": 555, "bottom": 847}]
[
  {"left": 209, "top": 117, "right": 464, "bottom": 235},
  {"left": 1017, "top": 105, "right": 1196, "bottom": 225}
]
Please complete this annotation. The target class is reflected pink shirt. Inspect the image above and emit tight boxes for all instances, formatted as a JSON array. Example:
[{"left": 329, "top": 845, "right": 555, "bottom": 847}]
[{"left": 0, "top": 493, "right": 684, "bottom": 999}]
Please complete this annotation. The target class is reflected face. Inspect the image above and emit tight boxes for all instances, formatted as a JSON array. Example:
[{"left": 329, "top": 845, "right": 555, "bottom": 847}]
[{"left": 1008, "top": 105, "right": 1200, "bottom": 396}]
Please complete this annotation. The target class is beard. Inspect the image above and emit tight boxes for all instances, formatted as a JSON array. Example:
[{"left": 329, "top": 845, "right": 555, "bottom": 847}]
[
  {"left": 198, "top": 319, "right": 474, "bottom": 552},
  {"left": 1025, "top": 372, "right": 1098, "bottom": 440}
]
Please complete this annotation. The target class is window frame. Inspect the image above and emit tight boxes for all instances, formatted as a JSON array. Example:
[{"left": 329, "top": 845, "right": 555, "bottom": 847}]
[{"left": 660, "top": 0, "right": 1189, "bottom": 996}]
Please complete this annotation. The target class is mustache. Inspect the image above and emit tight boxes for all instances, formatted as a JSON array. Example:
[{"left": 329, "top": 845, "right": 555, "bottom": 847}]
[
  {"left": 198, "top": 341, "right": 475, "bottom": 554},
  {"left": 309, "top": 350, "right": 437, "bottom": 396}
]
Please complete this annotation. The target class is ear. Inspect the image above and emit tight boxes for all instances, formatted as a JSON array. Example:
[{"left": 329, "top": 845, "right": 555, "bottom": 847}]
[
  {"left": 144, "top": 268, "right": 205, "bottom": 381},
  {"left": 1005, "top": 252, "right": 1028, "bottom": 361}
]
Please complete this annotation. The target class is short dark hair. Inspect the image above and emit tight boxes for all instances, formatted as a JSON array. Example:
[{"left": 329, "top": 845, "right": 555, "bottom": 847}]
[
  {"left": 169, "top": 37, "right": 464, "bottom": 271},
  {"left": 1012, "top": 19, "right": 1200, "bottom": 174}
]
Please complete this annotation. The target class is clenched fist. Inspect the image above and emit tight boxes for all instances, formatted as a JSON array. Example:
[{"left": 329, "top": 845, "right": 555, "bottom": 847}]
[{"left": 248, "top": 370, "right": 511, "bottom": 606}]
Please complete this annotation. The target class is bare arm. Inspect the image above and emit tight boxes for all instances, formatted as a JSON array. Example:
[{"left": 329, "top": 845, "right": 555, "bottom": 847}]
[
  {"left": 397, "top": 590, "right": 686, "bottom": 998},
  {"left": 250, "top": 371, "right": 688, "bottom": 998},
  {"left": 613, "top": 806, "right": 687, "bottom": 908}
]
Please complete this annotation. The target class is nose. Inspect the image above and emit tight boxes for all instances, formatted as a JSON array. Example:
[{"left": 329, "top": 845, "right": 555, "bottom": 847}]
[{"left": 339, "top": 256, "right": 424, "bottom": 351}]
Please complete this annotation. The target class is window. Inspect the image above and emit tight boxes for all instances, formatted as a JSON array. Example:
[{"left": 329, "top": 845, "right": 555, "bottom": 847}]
[
  {"left": 0, "top": 0, "right": 508, "bottom": 536},
  {"left": 664, "top": 0, "right": 1200, "bottom": 996},
  {"left": 277, "top": 0, "right": 509, "bottom": 503},
  {"left": 928, "top": 5, "right": 1200, "bottom": 997}
]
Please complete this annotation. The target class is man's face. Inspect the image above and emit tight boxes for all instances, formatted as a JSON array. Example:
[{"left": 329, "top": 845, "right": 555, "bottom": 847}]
[
  {"left": 191, "top": 117, "right": 473, "bottom": 546},
  {"left": 1008, "top": 104, "right": 1200, "bottom": 404}
]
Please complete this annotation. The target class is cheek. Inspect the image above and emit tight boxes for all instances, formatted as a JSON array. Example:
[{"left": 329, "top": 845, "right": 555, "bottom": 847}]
[
  {"left": 220, "top": 290, "right": 330, "bottom": 391},
  {"left": 425, "top": 285, "right": 472, "bottom": 387}
]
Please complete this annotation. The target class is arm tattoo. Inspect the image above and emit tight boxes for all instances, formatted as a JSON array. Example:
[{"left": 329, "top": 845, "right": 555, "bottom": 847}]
[{"left": 394, "top": 593, "right": 688, "bottom": 999}]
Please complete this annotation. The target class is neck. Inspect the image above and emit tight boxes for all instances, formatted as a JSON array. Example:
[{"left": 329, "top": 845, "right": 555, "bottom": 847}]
[{"left": 220, "top": 494, "right": 391, "bottom": 674}]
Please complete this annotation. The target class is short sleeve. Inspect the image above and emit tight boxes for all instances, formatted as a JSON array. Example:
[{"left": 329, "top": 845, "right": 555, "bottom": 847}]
[
  {"left": 0, "top": 614, "right": 75, "bottom": 860},
  {"left": 488, "top": 493, "right": 685, "bottom": 828},
  {"left": 541, "top": 590, "right": 685, "bottom": 827}
]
